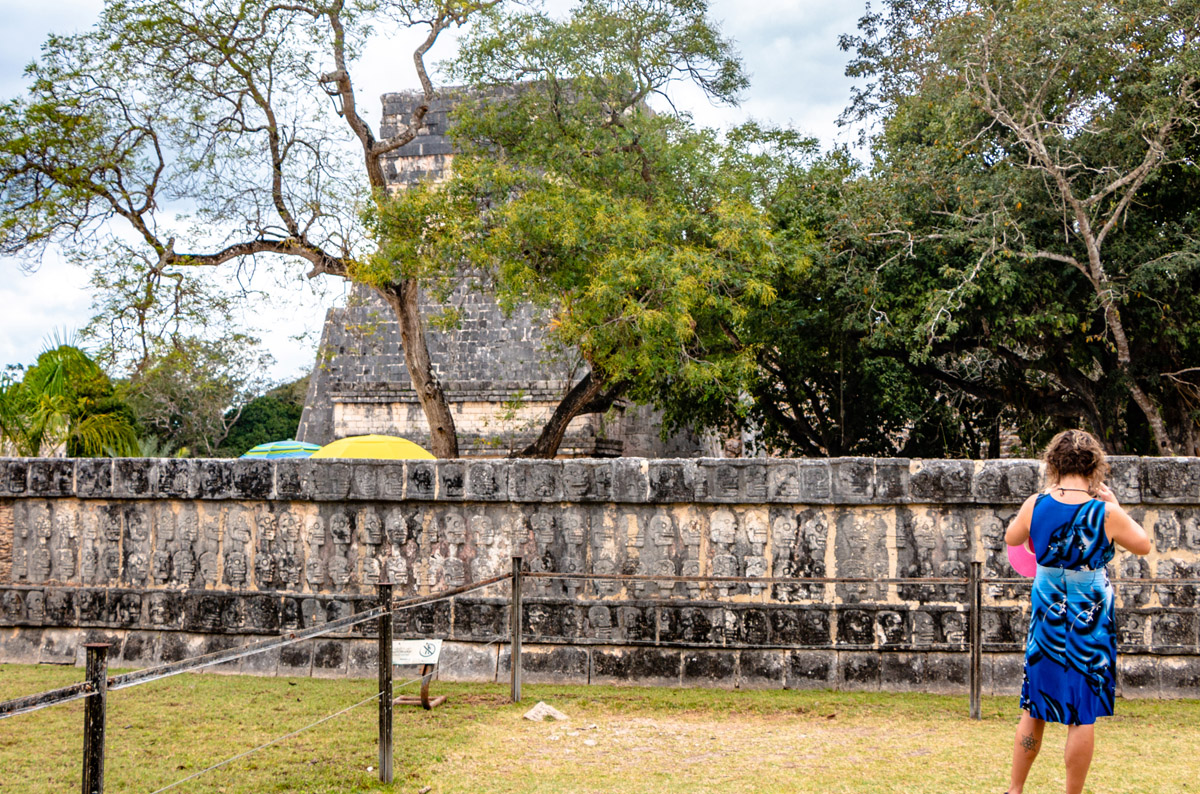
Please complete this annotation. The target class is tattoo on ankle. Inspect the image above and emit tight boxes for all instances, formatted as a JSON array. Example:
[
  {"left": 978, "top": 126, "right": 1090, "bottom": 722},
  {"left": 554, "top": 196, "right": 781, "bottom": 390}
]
[{"left": 1020, "top": 733, "right": 1038, "bottom": 752}]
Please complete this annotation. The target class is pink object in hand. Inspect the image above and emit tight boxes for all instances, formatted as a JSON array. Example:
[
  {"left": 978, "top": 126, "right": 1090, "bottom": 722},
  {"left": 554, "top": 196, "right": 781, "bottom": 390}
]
[{"left": 1007, "top": 538, "right": 1037, "bottom": 577}]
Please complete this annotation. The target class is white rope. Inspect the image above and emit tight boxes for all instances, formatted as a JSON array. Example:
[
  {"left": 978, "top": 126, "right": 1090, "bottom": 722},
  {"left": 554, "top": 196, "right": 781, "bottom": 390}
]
[{"left": 143, "top": 672, "right": 432, "bottom": 794}]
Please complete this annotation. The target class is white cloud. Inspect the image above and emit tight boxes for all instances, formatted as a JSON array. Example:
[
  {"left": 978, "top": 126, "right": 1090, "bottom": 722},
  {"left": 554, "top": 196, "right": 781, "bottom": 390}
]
[{"left": 0, "top": 0, "right": 872, "bottom": 379}]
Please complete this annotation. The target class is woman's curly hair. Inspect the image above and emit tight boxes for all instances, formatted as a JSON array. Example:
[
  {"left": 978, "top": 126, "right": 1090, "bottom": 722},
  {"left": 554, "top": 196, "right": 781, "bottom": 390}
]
[{"left": 1043, "top": 429, "right": 1110, "bottom": 494}]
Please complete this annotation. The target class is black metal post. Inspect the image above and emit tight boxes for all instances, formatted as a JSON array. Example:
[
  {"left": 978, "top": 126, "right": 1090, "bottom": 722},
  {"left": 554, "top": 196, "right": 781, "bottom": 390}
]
[
  {"left": 377, "top": 582, "right": 393, "bottom": 784},
  {"left": 969, "top": 561, "right": 982, "bottom": 720},
  {"left": 81, "top": 643, "right": 110, "bottom": 794},
  {"left": 511, "top": 556, "right": 523, "bottom": 703}
]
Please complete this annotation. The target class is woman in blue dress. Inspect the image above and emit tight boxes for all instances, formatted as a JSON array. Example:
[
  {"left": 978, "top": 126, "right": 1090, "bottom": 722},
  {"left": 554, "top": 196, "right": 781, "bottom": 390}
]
[{"left": 1003, "top": 430, "right": 1150, "bottom": 794}]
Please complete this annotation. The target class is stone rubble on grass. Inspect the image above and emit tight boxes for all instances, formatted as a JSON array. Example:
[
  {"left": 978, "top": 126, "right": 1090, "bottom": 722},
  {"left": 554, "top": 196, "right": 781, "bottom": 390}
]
[{"left": 523, "top": 701, "right": 568, "bottom": 721}]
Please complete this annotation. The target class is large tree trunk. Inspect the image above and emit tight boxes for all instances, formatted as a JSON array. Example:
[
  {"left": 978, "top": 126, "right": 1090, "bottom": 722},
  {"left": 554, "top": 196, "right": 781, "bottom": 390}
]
[
  {"left": 515, "top": 372, "right": 623, "bottom": 459},
  {"left": 377, "top": 281, "right": 459, "bottom": 458}
]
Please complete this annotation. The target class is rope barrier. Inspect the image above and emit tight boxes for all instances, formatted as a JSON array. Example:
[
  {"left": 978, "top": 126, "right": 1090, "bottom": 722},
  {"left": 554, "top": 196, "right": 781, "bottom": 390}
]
[{"left": 142, "top": 672, "right": 431, "bottom": 794}]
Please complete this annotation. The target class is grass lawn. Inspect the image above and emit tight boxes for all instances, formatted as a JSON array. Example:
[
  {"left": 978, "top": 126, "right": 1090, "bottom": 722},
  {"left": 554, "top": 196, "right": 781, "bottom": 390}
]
[{"left": 1, "top": 663, "right": 1197, "bottom": 793}]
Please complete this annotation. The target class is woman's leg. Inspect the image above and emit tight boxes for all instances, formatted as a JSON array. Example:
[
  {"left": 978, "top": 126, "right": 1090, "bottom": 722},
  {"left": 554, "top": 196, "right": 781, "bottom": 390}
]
[
  {"left": 1064, "top": 723, "right": 1095, "bottom": 794},
  {"left": 1006, "top": 711, "right": 1045, "bottom": 794}
]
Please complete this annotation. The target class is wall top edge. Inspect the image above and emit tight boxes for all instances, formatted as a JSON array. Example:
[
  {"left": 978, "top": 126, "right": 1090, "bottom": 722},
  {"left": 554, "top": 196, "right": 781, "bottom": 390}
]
[{"left": 0, "top": 455, "right": 1197, "bottom": 506}]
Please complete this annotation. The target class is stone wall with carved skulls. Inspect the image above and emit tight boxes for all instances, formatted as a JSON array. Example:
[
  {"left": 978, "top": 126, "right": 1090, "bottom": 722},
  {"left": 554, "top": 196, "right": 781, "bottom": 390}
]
[{"left": 1, "top": 455, "right": 1198, "bottom": 696}]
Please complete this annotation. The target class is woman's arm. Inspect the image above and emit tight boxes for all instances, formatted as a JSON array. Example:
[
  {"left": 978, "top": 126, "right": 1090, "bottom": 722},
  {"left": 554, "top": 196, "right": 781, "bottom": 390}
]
[
  {"left": 1096, "top": 484, "right": 1152, "bottom": 555},
  {"left": 1005, "top": 493, "right": 1038, "bottom": 546}
]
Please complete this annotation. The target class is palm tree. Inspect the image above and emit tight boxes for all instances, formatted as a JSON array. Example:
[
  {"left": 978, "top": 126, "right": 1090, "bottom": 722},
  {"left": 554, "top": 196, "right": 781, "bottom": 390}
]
[{"left": 0, "top": 344, "right": 138, "bottom": 457}]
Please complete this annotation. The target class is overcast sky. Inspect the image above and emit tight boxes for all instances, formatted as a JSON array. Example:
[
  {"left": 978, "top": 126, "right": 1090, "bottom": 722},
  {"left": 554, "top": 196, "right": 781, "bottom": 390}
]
[{"left": 0, "top": 0, "right": 871, "bottom": 383}]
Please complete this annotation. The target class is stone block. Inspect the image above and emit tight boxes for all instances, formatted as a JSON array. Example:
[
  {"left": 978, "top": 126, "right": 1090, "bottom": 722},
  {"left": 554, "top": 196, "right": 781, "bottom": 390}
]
[
  {"left": 202, "top": 634, "right": 245, "bottom": 673},
  {"left": 0, "top": 627, "right": 44, "bottom": 663},
  {"left": 156, "top": 459, "right": 196, "bottom": 498},
  {"left": 466, "top": 461, "right": 510, "bottom": 501},
  {"left": 159, "top": 632, "right": 205, "bottom": 664},
  {"left": 511, "top": 461, "right": 563, "bottom": 502},
  {"left": 738, "top": 650, "right": 785, "bottom": 689},
  {"left": 278, "top": 640, "right": 314, "bottom": 676},
  {"left": 407, "top": 461, "right": 436, "bottom": 500},
  {"left": 681, "top": 649, "right": 736, "bottom": 688},
  {"left": 38, "top": 628, "right": 80, "bottom": 664},
  {"left": 769, "top": 607, "right": 832, "bottom": 647},
  {"left": 837, "top": 608, "right": 876, "bottom": 646},
  {"left": 647, "top": 461, "right": 696, "bottom": 503},
  {"left": 591, "top": 647, "right": 681, "bottom": 686},
  {"left": 1, "top": 459, "right": 28, "bottom": 495},
  {"left": 310, "top": 461, "right": 352, "bottom": 500},
  {"left": 393, "top": 601, "right": 452, "bottom": 638},
  {"left": 113, "top": 459, "right": 157, "bottom": 498},
  {"left": 436, "top": 461, "right": 466, "bottom": 499},
  {"left": 910, "top": 460, "right": 973, "bottom": 502},
  {"left": 838, "top": 651, "right": 881, "bottom": 690},
  {"left": 28, "top": 459, "right": 74, "bottom": 497},
  {"left": 1151, "top": 611, "right": 1199, "bottom": 649},
  {"left": 784, "top": 650, "right": 836, "bottom": 689},
  {"left": 229, "top": 459, "right": 273, "bottom": 500},
  {"left": 240, "top": 644, "right": 282, "bottom": 677},
  {"left": 973, "top": 460, "right": 1039, "bottom": 503},
  {"left": 344, "top": 639, "right": 377, "bottom": 678},
  {"left": 117, "top": 631, "right": 161, "bottom": 668},
  {"left": 75, "top": 459, "right": 114, "bottom": 498},
  {"left": 452, "top": 598, "right": 507, "bottom": 641},
  {"left": 561, "top": 460, "right": 612, "bottom": 502},
  {"left": 274, "top": 460, "right": 307, "bottom": 500},
  {"left": 1118, "top": 655, "right": 1159, "bottom": 697},
  {"left": 922, "top": 653, "right": 968, "bottom": 692},
  {"left": 500, "top": 644, "right": 589, "bottom": 684},
  {"left": 437, "top": 641, "right": 498, "bottom": 682},
  {"left": 348, "top": 463, "right": 383, "bottom": 500},
  {"left": 611, "top": 459, "right": 649, "bottom": 503},
  {"left": 766, "top": 461, "right": 802, "bottom": 502},
  {"left": 831, "top": 459, "right": 875, "bottom": 503},
  {"left": 312, "top": 639, "right": 348, "bottom": 677},
  {"left": 196, "top": 460, "right": 233, "bottom": 499},
  {"left": 986, "top": 652, "right": 1025, "bottom": 696},
  {"left": 1141, "top": 458, "right": 1200, "bottom": 502},
  {"left": 873, "top": 459, "right": 911, "bottom": 502},
  {"left": 880, "top": 652, "right": 923, "bottom": 690},
  {"left": 1106, "top": 457, "right": 1141, "bottom": 503},
  {"left": 1158, "top": 656, "right": 1200, "bottom": 698}
]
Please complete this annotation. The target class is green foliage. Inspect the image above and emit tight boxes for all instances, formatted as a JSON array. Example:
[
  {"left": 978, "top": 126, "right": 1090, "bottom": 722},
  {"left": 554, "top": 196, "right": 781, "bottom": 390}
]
[
  {"left": 218, "top": 376, "right": 309, "bottom": 457},
  {"left": 365, "top": 0, "right": 771, "bottom": 453},
  {"left": 826, "top": 0, "right": 1200, "bottom": 454},
  {"left": 123, "top": 335, "right": 275, "bottom": 457},
  {"left": 0, "top": 344, "right": 138, "bottom": 457}
]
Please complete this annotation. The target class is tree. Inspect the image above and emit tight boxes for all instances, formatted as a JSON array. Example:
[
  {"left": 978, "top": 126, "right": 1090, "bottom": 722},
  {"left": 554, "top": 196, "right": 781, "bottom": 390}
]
[
  {"left": 0, "top": 0, "right": 507, "bottom": 458},
  {"left": 836, "top": 0, "right": 1200, "bottom": 454},
  {"left": 365, "top": 0, "right": 765, "bottom": 457},
  {"left": 218, "top": 376, "right": 309, "bottom": 457},
  {"left": 122, "top": 335, "right": 275, "bottom": 457},
  {"left": 0, "top": 344, "right": 138, "bottom": 457}
]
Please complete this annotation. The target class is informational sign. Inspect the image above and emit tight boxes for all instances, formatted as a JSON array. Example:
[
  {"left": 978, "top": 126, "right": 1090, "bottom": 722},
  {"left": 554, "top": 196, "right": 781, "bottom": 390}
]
[{"left": 392, "top": 639, "right": 443, "bottom": 665}]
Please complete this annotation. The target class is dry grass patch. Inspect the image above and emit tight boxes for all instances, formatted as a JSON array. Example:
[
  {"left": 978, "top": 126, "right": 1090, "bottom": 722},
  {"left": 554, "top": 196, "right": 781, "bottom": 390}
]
[{"left": 1, "top": 663, "right": 1197, "bottom": 793}]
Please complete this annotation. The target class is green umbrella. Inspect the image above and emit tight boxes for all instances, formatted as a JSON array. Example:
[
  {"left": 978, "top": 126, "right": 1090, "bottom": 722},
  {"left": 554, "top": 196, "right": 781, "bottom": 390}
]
[{"left": 240, "top": 440, "right": 321, "bottom": 459}]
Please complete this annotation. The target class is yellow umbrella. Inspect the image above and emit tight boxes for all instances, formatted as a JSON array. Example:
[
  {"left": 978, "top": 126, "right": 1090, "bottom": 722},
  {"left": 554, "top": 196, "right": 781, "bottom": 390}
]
[{"left": 310, "top": 434, "right": 435, "bottom": 460}]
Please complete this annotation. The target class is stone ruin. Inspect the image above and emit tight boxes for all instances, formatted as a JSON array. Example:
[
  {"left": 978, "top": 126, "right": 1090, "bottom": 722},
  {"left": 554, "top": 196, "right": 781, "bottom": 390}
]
[
  {"left": 297, "top": 91, "right": 707, "bottom": 457},
  {"left": 2, "top": 455, "right": 1198, "bottom": 695}
]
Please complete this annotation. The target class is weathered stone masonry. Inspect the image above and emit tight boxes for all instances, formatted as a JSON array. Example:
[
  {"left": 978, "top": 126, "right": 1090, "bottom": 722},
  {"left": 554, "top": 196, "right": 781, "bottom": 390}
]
[{"left": 1, "top": 456, "right": 1198, "bottom": 697}]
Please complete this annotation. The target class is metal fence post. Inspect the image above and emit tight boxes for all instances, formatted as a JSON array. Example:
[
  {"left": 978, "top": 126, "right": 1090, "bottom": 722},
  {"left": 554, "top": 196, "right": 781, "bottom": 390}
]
[
  {"left": 969, "top": 561, "right": 982, "bottom": 720},
  {"left": 81, "top": 643, "right": 110, "bottom": 794},
  {"left": 511, "top": 556, "right": 523, "bottom": 703},
  {"left": 377, "top": 581, "right": 394, "bottom": 784}
]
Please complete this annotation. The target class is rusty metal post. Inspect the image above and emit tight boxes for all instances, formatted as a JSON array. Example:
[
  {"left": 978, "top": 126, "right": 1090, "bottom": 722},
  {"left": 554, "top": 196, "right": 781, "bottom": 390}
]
[
  {"left": 81, "top": 643, "right": 110, "bottom": 794},
  {"left": 510, "top": 556, "right": 523, "bottom": 703},
  {"left": 377, "top": 582, "right": 394, "bottom": 784},
  {"left": 969, "top": 561, "right": 982, "bottom": 720}
]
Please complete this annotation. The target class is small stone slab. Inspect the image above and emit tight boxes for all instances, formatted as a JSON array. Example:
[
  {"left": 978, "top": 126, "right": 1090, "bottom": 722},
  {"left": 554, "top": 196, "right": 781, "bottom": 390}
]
[{"left": 523, "top": 701, "right": 568, "bottom": 722}]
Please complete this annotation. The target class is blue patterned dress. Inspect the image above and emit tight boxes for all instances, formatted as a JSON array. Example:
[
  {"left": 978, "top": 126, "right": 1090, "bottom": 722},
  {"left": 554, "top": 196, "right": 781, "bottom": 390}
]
[{"left": 1019, "top": 494, "right": 1116, "bottom": 725}]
